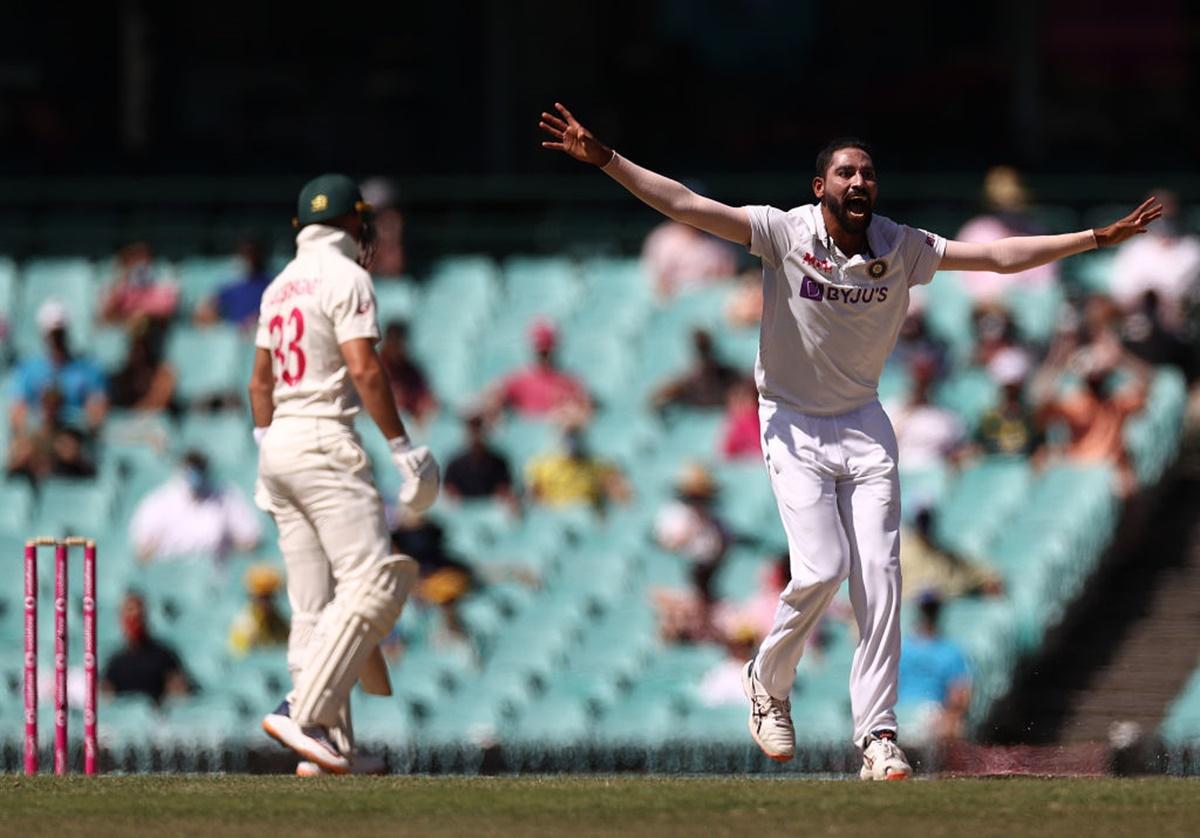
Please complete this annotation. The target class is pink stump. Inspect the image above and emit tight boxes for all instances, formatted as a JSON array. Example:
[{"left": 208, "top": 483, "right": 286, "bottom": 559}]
[
  {"left": 83, "top": 541, "right": 97, "bottom": 775},
  {"left": 23, "top": 541, "right": 37, "bottom": 775},
  {"left": 53, "top": 541, "right": 67, "bottom": 776}
]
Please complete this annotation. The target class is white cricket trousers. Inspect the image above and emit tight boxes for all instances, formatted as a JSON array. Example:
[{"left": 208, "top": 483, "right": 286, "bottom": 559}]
[
  {"left": 256, "top": 415, "right": 394, "bottom": 750},
  {"left": 755, "top": 398, "right": 902, "bottom": 747}
]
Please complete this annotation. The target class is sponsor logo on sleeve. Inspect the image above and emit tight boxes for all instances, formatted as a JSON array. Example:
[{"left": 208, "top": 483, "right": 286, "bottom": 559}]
[
  {"left": 924, "top": 234, "right": 936, "bottom": 248},
  {"left": 799, "top": 276, "right": 825, "bottom": 301}
]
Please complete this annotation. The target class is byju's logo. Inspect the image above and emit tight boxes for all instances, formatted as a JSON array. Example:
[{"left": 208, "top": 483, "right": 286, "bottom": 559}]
[{"left": 799, "top": 276, "right": 825, "bottom": 301}]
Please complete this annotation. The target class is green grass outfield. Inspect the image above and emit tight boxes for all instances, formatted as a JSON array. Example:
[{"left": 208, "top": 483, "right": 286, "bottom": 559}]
[{"left": 1, "top": 775, "right": 1198, "bottom": 837}]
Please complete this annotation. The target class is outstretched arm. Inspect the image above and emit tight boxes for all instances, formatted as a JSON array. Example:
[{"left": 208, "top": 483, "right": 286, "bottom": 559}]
[
  {"left": 540, "top": 103, "right": 750, "bottom": 246},
  {"left": 939, "top": 198, "right": 1163, "bottom": 273}
]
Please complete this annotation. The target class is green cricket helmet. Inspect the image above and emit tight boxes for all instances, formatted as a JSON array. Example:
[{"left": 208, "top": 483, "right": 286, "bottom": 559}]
[{"left": 293, "top": 173, "right": 376, "bottom": 264}]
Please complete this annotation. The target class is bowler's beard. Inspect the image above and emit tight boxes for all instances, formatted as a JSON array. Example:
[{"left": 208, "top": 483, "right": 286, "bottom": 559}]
[{"left": 823, "top": 191, "right": 873, "bottom": 234}]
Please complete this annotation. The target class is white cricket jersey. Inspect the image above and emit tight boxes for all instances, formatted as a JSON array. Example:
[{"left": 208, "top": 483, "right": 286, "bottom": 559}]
[
  {"left": 255, "top": 225, "right": 379, "bottom": 421},
  {"left": 746, "top": 204, "right": 946, "bottom": 416}
]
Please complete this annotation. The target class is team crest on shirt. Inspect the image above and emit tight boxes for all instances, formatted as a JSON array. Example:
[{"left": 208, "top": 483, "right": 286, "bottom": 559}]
[{"left": 868, "top": 260, "right": 887, "bottom": 279}]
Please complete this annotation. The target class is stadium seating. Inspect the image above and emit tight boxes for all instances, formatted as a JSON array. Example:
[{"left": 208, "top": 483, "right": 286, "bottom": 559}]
[{"left": 0, "top": 244, "right": 1192, "bottom": 771}]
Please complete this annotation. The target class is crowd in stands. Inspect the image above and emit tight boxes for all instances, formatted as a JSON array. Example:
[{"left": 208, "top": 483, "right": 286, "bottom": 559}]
[{"left": 2, "top": 169, "right": 1196, "bottom": 750}]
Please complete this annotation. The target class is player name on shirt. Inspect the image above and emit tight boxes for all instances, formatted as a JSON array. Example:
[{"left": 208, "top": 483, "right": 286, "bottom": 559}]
[{"left": 266, "top": 277, "right": 321, "bottom": 306}]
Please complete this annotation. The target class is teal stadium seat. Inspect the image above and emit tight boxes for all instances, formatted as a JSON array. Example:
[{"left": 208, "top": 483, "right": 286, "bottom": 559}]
[
  {"left": 500, "top": 255, "right": 582, "bottom": 326},
  {"left": 166, "top": 325, "right": 244, "bottom": 402},
  {"left": 0, "top": 481, "right": 35, "bottom": 536},
  {"left": 919, "top": 272, "right": 974, "bottom": 365},
  {"left": 175, "top": 256, "right": 241, "bottom": 314},
  {"left": 373, "top": 277, "right": 421, "bottom": 325},
  {"left": 35, "top": 476, "right": 119, "bottom": 537},
  {"left": 14, "top": 258, "right": 99, "bottom": 358},
  {"left": 934, "top": 367, "right": 999, "bottom": 433},
  {"left": 934, "top": 457, "right": 1031, "bottom": 558}
]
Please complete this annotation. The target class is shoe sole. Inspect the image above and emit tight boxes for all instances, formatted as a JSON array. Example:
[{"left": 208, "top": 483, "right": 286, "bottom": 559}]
[
  {"left": 261, "top": 715, "right": 351, "bottom": 776},
  {"left": 860, "top": 765, "right": 911, "bottom": 781},
  {"left": 741, "top": 663, "right": 794, "bottom": 763},
  {"left": 296, "top": 759, "right": 388, "bottom": 777}
]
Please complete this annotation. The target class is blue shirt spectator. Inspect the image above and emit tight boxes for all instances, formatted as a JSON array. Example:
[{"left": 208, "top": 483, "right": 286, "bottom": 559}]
[
  {"left": 897, "top": 591, "right": 973, "bottom": 744},
  {"left": 8, "top": 300, "right": 108, "bottom": 433},
  {"left": 900, "top": 630, "right": 970, "bottom": 706},
  {"left": 195, "top": 241, "right": 271, "bottom": 329}
]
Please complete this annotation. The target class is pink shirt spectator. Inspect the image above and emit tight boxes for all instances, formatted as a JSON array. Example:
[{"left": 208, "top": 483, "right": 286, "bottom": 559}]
[
  {"left": 500, "top": 365, "right": 588, "bottom": 417},
  {"left": 720, "top": 403, "right": 761, "bottom": 459},
  {"left": 642, "top": 220, "right": 736, "bottom": 298}
]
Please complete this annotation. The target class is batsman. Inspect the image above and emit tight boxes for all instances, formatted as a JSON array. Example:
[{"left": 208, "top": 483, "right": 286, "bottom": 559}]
[{"left": 249, "top": 174, "right": 440, "bottom": 775}]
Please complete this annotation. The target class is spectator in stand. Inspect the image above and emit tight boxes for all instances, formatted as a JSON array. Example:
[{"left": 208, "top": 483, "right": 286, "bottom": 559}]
[
  {"left": 955, "top": 166, "right": 1057, "bottom": 302},
  {"left": 489, "top": 320, "right": 591, "bottom": 422},
  {"left": 972, "top": 302, "right": 1031, "bottom": 372},
  {"left": 109, "top": 318, "right": 176, "bottom": 412},
  {"left": 360, "top": 177, "right": 407, "bottom": 277},
  {"left": 379, "top": 321, "right": 436, "bottom": 424},
  {"left": 1121, "top": 289, "right": 1194, "bottom": 379},
  {"left": 976, "top": 347, "right": 1042, "bottom": 459},
  {"left": 194, "top": 241, "right": 273, "bottom": 330},
  {"left": 719, "top": 378, "right": 762, "bottom": 460},
  {"left": 101, "top": 591, "right": 192, "bottom": 705},
  {"left": 725, "top": 268, "right": 763, "bottom": 328},
  {"left": 886, "top": 352, "right": 966, "bottom": 469},
  {"left": 130, "top": 450, "right": 262, "bottom": 563},
  {"left": 651, "top": 328, "right": 740, "bottom": 412},
  {"left": 99, "top": 241, "right": 179, "bottom": 326},
  {"left": 8, "top": 299, "right": 108, "bottom": 436},
  {"left": 642, "top": 219, "right": 736, "bottom": 299},
  {"left": 696, "top": 625, "right": 762, "bottom": 708},
  {"left": 900, "top": 507, "right": 1003, "bottom": 601},
  {"left": 712, "top": 552, "right": 791, "bottom": 644},
  {"left": 443, "top": 411, "right": 519, "bottom": 512},
  {"left": 1038, "top": 338, "right": 1151, "bottom": 498},
  {"left": 390, "top": 509, "right": 476, "bottom": 651},
  {"left": 7, "top": 386, "right": 96, "bottom": 483},
  {"left": 228, "top": 564, "right": 290, "bottom": 657},
  {"left": 897, "top": 591, "right": 972, "bottom": 745},
  {"left": 653, "top": 463, "right": 731, "bottom": 606},
  {"left": 525, "top": 425, "right": 629, "bottom": 511},
  {"left": 890, "top": 306, "right": 950, "bottom": 383},
  {"left": 1108, "top": 189, "right": 1200, "bottom": 334}
]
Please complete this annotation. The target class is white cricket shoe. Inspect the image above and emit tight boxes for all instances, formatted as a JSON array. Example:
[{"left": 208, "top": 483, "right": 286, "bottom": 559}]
[
  {"left": 296, "top": 753, "right": 387, "bottom": 777},
  {"left": 262, "top": 701, "right": 351, "bottom": 775},
  {"left": 859, "top": 732, "right": 911, "bottom": 781},
  {"left": 741, "top": 659, "right": 795, "bottom": 762}
]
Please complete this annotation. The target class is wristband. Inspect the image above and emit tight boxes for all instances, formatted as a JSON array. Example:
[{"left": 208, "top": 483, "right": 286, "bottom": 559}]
[
  {"left": 388, "top": 435, "right": 413, "bottom": 455},
  {"left": 253, "top": 427, "right": 269, "bottom": 446},
  {"left": 1090, "top": 229, "right": 1099, "bottom": 250},
  {"left": 601, "top": 150, "right": 619, "bottom": 171}
]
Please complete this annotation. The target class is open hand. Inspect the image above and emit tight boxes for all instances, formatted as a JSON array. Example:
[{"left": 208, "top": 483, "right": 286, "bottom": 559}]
[
  {"left": 1093, "top": 197, "right": 1164, "bottom": 248},
  {"left": 539, "top": 102, "right": 613, "bottom": 167}
]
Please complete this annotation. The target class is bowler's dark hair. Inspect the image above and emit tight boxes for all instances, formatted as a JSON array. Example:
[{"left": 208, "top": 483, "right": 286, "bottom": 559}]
[{"left": 816, "top": 138, "right": 873, "bottom": 177}]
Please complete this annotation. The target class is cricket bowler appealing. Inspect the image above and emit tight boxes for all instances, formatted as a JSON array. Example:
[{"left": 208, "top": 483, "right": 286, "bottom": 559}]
[
  {"left": 249, "top": 174, "right": 440, "bottom": 775},
  {"left": 540, "top": 102, "right": 1161, "bottom": 779}
]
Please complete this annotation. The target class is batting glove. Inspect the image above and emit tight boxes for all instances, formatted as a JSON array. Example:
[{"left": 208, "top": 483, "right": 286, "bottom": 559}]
[{"left": 389, "top": 436, "right": 440, "bottom": 513}]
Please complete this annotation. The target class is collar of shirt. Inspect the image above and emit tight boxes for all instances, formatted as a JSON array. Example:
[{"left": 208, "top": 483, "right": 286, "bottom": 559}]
[
  {"left": 810, "top": 203, "right": 886, "bottom": 267},
  {"left": 295, "top": 224, "right": 359, "bottom": 262}
]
